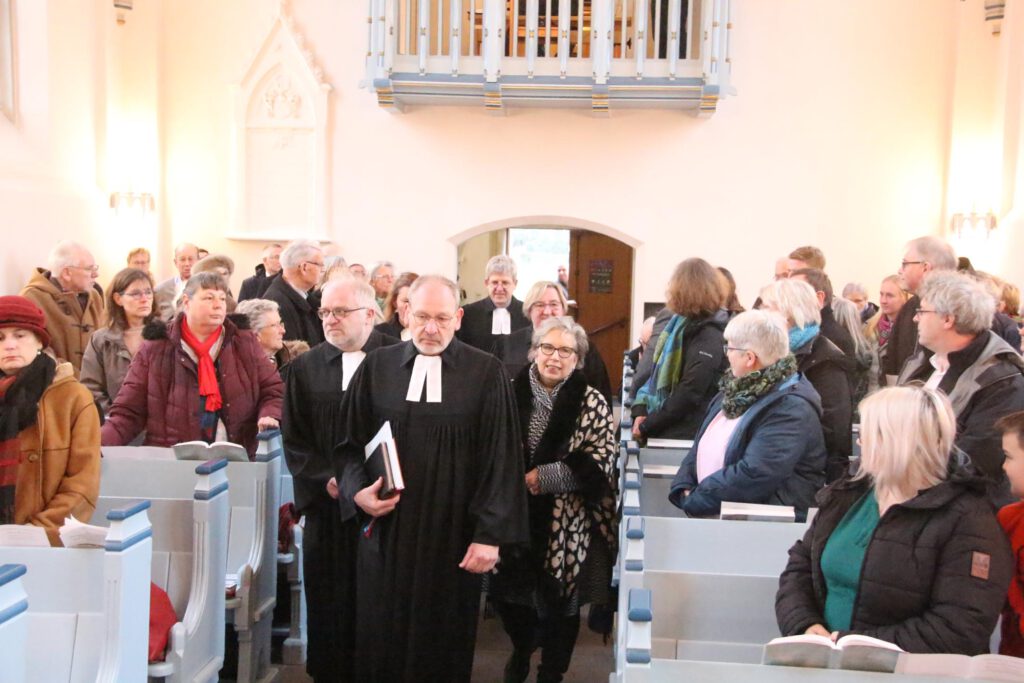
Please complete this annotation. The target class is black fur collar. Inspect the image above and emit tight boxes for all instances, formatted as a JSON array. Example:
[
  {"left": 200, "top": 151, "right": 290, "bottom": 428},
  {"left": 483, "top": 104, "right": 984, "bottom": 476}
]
[
  {"left": 142, "top": 313, "right": 249, "bottom": 341},
  {"left": 514, "top": 365, "right": 588, "bottom": 466}
]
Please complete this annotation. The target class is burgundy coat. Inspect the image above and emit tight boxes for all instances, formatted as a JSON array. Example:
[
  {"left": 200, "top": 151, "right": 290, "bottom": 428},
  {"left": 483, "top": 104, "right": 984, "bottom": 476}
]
[{"left": 101, "top": 314, "right": 283, "bottom": 457}]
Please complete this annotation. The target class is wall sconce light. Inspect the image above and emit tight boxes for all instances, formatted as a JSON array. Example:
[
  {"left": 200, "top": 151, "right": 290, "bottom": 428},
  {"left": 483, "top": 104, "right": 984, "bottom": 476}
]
[
  {"left": 985, "top": 1, "right": 1005, "bottom": 34},
  {"left": 951, "top": 211, "right": 997, "bottom": 238},
  {"left": 109, "top": 191, "right": 155, "bottom": 213},
  {"left": 114, "top": 0, "right": 133, "bottom": 26}
]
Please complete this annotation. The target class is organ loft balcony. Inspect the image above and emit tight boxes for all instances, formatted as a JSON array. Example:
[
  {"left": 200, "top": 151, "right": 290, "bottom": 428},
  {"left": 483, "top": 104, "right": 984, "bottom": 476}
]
[{"left": 363, "top": 0, "right": 735, "bottom": 115}]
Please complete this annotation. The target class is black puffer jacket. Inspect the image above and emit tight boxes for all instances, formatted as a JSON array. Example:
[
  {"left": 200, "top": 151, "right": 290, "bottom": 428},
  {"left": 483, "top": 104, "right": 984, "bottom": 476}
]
[
  {"left": 794, "top": 335, "right": 855, "bottom": 482},
  {"left": 776, "top": 472, "right": 1012, "bottom": 654},
  {"left": 631, "top": 309, "right": 729, "bottom": 439}
]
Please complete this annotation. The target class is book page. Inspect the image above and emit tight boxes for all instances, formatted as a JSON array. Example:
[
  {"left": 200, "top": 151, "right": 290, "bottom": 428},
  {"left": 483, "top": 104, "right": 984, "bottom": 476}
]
[
  {"left": 721, "top": 501, "right": 796, "bottom": 522},
  {"left": 364, "top": 421, "right": 394, "bottom": 462},
  {"left": 970, "top": 655, "right": 1024, "bottom": 681},
  {"left": 58, "top": 516, "right": 107, "bottom": 548},
  {"left": 836, "top": 635, "right": 902, "bottom": 673},
  {"left": 895, "top": 653, "right": 971, "bottom": 677},
  {"left": 0, "top": 524, "right": 50, "bottom": 547},
  {"left": 645, "top": 438, "right": 693, "bottom": 449},
  {"left": 762, "top": 634, "right": 835, "bottom": 668},
  {"left": 836, "top": 634, "right": 903, "bottom": 651}
]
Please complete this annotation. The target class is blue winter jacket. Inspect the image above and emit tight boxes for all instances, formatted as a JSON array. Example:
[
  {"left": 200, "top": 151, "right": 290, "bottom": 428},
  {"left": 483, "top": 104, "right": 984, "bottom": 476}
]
[{"left": 668, "top": 373, "right": 827, "bottom": 520}]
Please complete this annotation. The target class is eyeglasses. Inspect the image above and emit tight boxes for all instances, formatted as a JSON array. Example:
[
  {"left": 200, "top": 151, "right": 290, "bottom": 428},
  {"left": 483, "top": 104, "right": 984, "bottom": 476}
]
[
  {"left": 723, "top": 344, "right": 747, "bottom": 355},
  {"left": 537, "top": 343, "right": 576, "bottom": 359},
  {"left": 121, "top": 288, "right": 154, "bottom": 299},
  {"left": 71, "top": 265, "right": 100, "bottom": 275},
  {"left": 900, "top": 260, "right": 924, "bottom": 269},
  {"left": 531, "top": 302, "right": 563, "bottom": 312},
  {"left": 303, "top": 261, "right": 326, "bottom": 270},
  {"left": 913, "top": 309, "right": 939, "bottom": 319},
  {"left": 317, "top": 307, "right": 366, "bottom": 320},
  {"left": 411, "top": 312, "right": 455, "bottom": 328}
]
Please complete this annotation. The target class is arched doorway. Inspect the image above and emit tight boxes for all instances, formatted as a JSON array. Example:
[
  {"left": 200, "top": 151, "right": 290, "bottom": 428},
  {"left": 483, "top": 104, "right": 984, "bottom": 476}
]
[{"left": 453, "top": 218, "right": 636, "bottom": 397}]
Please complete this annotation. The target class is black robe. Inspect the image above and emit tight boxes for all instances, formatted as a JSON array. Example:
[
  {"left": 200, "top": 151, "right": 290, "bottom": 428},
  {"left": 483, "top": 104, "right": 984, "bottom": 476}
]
[
  {"left": 281, "top": 330, "right": 398, "bottom": 682},
  {"left": 374, "top": 313, "right": 405, "bottom": 340},
  {"left": 456, "top": 295, "right": 531, "bottom": 353},
  {"left": 264, "top": 275, "right": 325, "bottom": 347},
  {"left": 496, "top": 325, "right": 614, "bottom": 409},
  {"left": 335, "top": 338, "right": 529, "bottom": 682}
]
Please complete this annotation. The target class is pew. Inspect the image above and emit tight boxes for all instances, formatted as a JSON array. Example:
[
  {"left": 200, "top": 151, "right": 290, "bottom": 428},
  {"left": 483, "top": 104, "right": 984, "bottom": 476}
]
[
  {"left": 274, "top": 464, "right": 307, "bottom": 665},
  {"left": 618, "top": 589, "right": 960, "bottom": 683},
  {"left": 0, "top": 501, "right": 153, "bottom": 682},
  {"left": 0, "top": 563, "right": 28, "bottom": 682},
  {"left": 102, "top": 432, "right": 283, "bottom": 683},
  {"left": 96, "top": 457, "right": 230, "bottom": 682}
]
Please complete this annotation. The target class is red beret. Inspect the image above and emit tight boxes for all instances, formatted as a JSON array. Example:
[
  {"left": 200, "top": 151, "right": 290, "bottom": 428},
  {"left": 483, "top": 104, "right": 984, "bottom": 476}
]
[{"left": 0, "top": 296, "right": 51, "bottom": 348}]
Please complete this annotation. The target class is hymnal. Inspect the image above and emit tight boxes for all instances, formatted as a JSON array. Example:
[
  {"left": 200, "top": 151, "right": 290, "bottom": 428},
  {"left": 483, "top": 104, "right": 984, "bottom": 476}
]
[
  {"left": 763, "top": 633, "right": 903, "bottom": 673},
  {"left": 720, "top": 501, "right": 796, "bottom": 522},
  {"left": 365, "top": 421, "right": 404, "bottom": 498},
  {"left": 173, "top": 440, "right": 249, "bottom": 462},
  {"left": 895, "top": 653, "right": 1024, "bottom": 681},
  {"left": 59, "top": 515, "right": 108, "bottom": 548}
]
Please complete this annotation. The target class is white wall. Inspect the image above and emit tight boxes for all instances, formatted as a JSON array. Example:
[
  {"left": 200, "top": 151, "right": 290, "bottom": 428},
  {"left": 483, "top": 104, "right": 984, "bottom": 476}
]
[{"left": 6, "top": 0, "right": 1019, "bottom": 332}]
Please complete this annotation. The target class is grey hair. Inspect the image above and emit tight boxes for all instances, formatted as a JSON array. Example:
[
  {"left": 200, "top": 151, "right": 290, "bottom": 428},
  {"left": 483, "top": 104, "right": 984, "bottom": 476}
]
[
  {"left": 842, "top": 282, "right": 867, "bottom": 299},
  {"left": 831, "top": 297, "right": 871, "bottom": 357},
  {"left": 321, "top": 277, "right": 379, "bottom": 311},
  {"left": 485, "top": 255, "right": 518, "bottom": 281},
  {"left": 758, "top": 278, "right": 821, "bottom": 329},
  {"left": 408, "top": 275, "right": 460, "bottom": 308},
  {"left": 528, "top": 316, "right": 588, "bottom": 368},
  {"left": 182, "top": 271, "right": 230, "bottom": 299},
  {"left": 724, "top": 310, "right": 790, "bottom": 365},
  {"left": 172, "top": 242, "right": 199, "bottom": 259},
  {"left": 47, "top": 240, "right": 90, "bottom": 274},
  {"left": 235, "top": 298, "right": 280, "bottom": 332},
  {"left": 906, "top": 236, "right": 957, "bottom": 271},
  {"left": 324, "top": 255, "right": 348, "bottom": 270},
  {"left": 370, "top": 261, "right": 395, "bottom": 280},
  {"left": 280, "top": 240, "right": 324, "bottom": 270},
  {"left": 260, "top": 243, "right": 283, "bottom": 258},
  {"left": 918, "top": 270, "right": 996, "bottom": 335}
]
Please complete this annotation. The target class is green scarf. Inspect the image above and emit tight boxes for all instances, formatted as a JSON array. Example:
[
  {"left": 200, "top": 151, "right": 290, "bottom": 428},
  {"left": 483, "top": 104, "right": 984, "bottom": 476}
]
[
  {"left": 720, "top": 354, "right": 798, "bottom": 419},
  {"left": 635, "top": 314, "right": 687, "bottom": 414}
]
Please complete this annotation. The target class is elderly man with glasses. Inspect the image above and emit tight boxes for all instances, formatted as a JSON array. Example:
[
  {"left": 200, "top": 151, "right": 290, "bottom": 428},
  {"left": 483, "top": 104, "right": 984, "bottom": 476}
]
[
  {"left": 897, "top": 271, "right": 1024, "bottom": 506},
  {"left": 282, "top": 277, "right": 399, "bottom": 683},
  {"left": 263, "top": 239, "right": 327, "bottom": 346},
  {"left": 334, "top": 274, "right": 527, "bottom": 683},
  {"left": 20, "top": 240, "right": 105, "bottom": 377}
]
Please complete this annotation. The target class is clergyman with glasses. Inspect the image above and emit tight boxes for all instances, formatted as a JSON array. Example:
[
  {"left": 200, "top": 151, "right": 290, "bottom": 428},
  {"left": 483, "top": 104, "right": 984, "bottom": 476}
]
[
  {"left": 20, "top": 240, "right": 105, "bottom": 377},
  {"left": 334, "top": 274, "right": 528, "bottom": 683},
  {"left": 281, "top": 276, "right": 400, "bottom": 683},
  {"left": 263, "top": 239, "right": 327, "bottom": 346}
]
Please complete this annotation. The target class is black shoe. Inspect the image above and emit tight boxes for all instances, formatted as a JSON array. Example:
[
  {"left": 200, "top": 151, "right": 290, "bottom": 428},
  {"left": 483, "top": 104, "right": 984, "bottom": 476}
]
[{"left": 503, "top": 650, "right": 531, "bottom": 683}]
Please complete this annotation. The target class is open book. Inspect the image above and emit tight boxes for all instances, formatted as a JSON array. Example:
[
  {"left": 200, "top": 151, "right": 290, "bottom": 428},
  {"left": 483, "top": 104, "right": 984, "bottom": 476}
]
[
  {"left": 645, "top": 438, "right": 693, "bottom": 449},
  {"left": 720, "top": 501, "right": 796, "bottom": 522},
  {"left": 365, "top": 421, "right": 404, "bottom": 499},
  {"left": 59, "top": 515, "right": 108, "bottom": 548},
  {"left": 173, "top": 440, "right": 249, "bottom": 462},
  {"left": 895, "top": 653, "right": 1024, "bottom": 681},
  {"left": 763, "top": 633, "right": 903, "bottom": 672},
  {"left": 0, "top": 524, "right": 50, "bottom": 547}
]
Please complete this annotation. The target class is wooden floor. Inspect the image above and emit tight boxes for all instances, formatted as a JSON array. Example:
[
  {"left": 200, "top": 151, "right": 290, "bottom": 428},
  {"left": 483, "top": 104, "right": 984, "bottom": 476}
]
[{"left": 273, "top": 604, "right": 614, "bottom": 682}]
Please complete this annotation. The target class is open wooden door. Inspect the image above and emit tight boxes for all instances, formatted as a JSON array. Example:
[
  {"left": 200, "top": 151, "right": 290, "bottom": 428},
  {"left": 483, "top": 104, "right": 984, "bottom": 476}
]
[{"left": 569, "top": 231, "right": 633, "bottom": 398}]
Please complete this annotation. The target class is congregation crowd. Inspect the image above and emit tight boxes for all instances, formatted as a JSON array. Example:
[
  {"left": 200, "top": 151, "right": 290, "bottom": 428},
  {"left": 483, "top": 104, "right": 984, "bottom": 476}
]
[{"left": 1, "top": 234, "right": 1023, "bottom": 682}]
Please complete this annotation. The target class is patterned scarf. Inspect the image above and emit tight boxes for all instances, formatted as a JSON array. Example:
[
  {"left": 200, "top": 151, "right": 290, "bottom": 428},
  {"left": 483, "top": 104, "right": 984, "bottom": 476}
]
[
  {"left": 526, "top": 364, "right": 568, "bottom": 457},
  {"left": 635, "top": 314, "right": 688, "bottom": 413},
  {"left": 877, "top": 315, "right": 894, "bottom": 349},
  {"left": 788, "top": 323, "right": 820, "bottom": 353},
  {"left": 0, "top": 354, "right": 56, "bottom": 523},
  {"left": 720, "top": 354, "right": 798, "bottom": 419}
]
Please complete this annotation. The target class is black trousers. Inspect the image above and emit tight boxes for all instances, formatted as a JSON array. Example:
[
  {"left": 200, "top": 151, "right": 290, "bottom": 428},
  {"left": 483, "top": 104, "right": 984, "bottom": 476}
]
[{"left": 493, "top": 599, "right": 581, "bottom": 683}]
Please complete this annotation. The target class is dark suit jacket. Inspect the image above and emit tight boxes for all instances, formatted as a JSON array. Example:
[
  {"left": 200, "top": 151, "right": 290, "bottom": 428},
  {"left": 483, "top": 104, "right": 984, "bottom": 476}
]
[
  {"left": 457, "top": 295, "right": 530, "bottom": 353},
  {"left": 264, "top": 276, "right": 325, "bottom": 346}
]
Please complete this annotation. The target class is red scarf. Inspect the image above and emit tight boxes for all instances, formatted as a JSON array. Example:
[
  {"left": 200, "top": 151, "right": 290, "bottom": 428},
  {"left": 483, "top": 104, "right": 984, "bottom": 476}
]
[{"left": 180, "top": 318, "right": 223, "bottom": 412}]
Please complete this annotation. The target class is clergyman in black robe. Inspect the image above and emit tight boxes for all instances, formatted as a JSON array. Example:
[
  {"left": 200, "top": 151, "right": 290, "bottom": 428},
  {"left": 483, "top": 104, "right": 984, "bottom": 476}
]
[
  {"left": 455, "top": 255, "right": 531, "bottom": 353},
  {"left": 281, "top": 278, "right": 399, "bottom": 683},
  {"left": 336, "top": 275, "right": 529, "bottom": 683}
]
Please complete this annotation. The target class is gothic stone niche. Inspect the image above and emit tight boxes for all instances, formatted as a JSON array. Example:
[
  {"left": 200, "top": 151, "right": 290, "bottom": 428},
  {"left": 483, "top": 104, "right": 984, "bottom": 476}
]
[{"left": 231, "top": 12, "right": 331, "bottom": 241}]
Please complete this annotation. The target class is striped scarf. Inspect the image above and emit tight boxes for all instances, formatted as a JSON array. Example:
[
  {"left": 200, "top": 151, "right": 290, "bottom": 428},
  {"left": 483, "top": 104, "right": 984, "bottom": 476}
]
[
  {"left": 0, "top": 354, "right": 55, "bottom": 523},
  {"left": 635, "top": 314, "right": 688, "bottom": 414}
]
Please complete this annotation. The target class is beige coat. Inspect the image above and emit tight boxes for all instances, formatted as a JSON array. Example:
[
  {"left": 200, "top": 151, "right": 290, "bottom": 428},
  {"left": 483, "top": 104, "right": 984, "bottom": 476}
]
[
  {"left": 14, "top": 362, "right": 102, "bottom": 545},
  {"left": 19, "top": 268, "right": 105, "bottom": 377}
]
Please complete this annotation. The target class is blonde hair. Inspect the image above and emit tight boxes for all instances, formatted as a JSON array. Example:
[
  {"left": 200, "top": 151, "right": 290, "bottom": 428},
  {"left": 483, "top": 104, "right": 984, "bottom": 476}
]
[
  {"left": 758, "top": 278, "right": 821, "bottom": 329},
  {"left": 854, "top": 386, "right": 955, "bottom": 502},
  {"left": 521, "top": 281, "right": 568, "bottom": 318}
]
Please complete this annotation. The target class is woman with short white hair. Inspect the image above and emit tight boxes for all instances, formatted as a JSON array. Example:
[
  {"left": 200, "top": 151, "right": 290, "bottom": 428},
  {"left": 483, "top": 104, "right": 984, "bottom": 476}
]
[
  {"left": 776, "top": 386, "right": 1013, "bottom": 654},
  {"left": 760, "top": 278, "right": 855, "bottom": 482},
  {"left": 668, "top": 310, "right": 827, "bottom": 520},
  {"left": 235, "top": 298, "right": 308, "bottom": 372}
]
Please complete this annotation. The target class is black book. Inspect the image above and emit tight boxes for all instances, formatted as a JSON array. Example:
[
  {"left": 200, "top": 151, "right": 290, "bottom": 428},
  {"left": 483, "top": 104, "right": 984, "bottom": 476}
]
[{"left": 364, "top": 421, "right": 404, "bottom": 498}]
